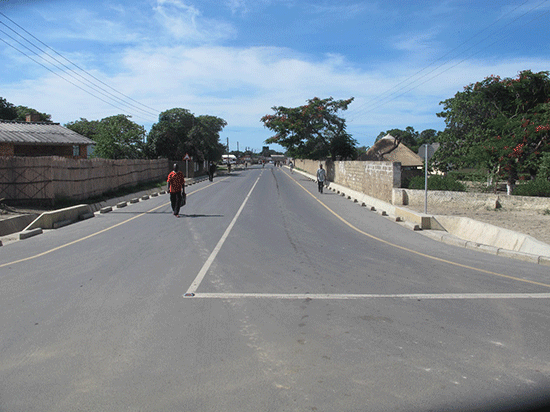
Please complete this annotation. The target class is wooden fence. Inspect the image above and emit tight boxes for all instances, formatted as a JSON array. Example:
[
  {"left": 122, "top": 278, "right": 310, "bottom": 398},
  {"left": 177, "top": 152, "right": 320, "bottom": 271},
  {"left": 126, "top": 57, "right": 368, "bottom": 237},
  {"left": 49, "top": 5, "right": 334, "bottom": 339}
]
[{"left": 0, "top": 157, "right": 171, "bottom": 204}]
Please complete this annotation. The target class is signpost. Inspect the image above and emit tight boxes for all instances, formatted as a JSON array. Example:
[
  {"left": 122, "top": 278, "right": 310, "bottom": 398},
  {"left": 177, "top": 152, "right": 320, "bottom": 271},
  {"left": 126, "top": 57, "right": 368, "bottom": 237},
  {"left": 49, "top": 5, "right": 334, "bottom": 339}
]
[
  {"left": 183, "top": 153, "right": 191, "bottom": 177},
  {"left": 418, "top": 144, "right": 436, "bottom": 214}
]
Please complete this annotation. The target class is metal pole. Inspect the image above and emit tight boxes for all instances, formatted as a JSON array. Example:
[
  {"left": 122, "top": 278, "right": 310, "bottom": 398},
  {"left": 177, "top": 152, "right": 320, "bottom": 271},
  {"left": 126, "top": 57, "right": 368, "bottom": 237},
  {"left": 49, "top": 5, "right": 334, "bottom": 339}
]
[{"left": 424, "top": 144, "right": 428, "bottom": 214}]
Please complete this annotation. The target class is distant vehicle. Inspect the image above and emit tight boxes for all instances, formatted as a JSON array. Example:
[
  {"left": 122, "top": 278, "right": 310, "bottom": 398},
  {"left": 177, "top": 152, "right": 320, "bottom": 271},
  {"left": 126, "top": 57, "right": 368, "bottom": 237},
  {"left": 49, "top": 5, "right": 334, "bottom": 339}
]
[{"left": 221, "top": 154, "right": 237, "bottom": 164}]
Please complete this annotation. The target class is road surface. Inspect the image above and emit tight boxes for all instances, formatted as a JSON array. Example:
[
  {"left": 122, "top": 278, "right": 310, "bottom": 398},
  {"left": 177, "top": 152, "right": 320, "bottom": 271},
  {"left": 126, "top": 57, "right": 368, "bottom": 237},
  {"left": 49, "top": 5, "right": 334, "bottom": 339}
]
[{"left": 1, "top": 165, "right": 550, "bottom": 411}]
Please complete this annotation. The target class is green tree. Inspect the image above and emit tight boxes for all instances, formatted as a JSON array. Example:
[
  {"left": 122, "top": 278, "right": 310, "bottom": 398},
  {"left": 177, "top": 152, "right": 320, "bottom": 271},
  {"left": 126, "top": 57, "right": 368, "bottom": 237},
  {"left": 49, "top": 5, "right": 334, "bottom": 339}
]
[
  {"left": 187, "top": 115, "right": 227, "bottom": 162},
  {"left": 0, "top": 98, "right": 51, "bottom": 122},
  {"left": 261, "top": 97, "right": 356, "bottom": 160},
  {"left": 355, "top": 145, "right": 370, "bottom": 158},
  {"left": 147, "top": 108, "right": 196, "bottom": 160},
  {"left": 15, "top": 106, "right": 51, "bottom": 122},
  {"left": 0, "top": 97, "right": 18, "bottom": 120},
  {"left": 92, "top": 115, "right": 146, "bottom": 159},
  {"left": 146, "top": 108, "right": 227, "bottom": 161},
  {"left": 436, "top": 70, "right": 550, "bottom": 194},
  {"left": 65, "top": 118, "right": 101, "bottom": 140}
]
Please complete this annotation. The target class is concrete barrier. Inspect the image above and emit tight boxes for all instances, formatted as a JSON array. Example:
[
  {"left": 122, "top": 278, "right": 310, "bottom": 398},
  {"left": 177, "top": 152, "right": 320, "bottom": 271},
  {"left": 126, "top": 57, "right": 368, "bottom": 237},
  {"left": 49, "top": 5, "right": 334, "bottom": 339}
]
[
  {"left": 19, "top": 228, "right": 43, "bottom": 240},
  {"left": 432, "top": 215, "right": 550, "bottom": 257},
  {"left": 25, "top": 204, "right": 93, "bottom": 231},
  {"left": 0, "top": 214, "right": 38, "bottom": 236}
]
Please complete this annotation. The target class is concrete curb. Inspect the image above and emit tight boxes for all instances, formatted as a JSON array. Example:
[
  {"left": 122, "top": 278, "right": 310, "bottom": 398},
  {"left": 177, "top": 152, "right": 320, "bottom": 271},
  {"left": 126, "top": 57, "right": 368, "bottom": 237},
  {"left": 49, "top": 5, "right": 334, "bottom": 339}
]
[
  {"left": 0, "top": 176, "right": 209, "bottom": 246},
  {"left": 293, "top": 167, "right": 550, "bottom": 264},
  {"left": 19, "top": 228, "right": 43, "bottom": 240}
]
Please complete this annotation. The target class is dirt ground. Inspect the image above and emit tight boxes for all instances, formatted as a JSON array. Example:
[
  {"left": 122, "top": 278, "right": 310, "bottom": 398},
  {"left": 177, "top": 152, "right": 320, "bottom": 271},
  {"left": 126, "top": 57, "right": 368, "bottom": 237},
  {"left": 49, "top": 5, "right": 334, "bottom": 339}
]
[{"left": 405, "top": 203, "right": 550, "bottom": 246}]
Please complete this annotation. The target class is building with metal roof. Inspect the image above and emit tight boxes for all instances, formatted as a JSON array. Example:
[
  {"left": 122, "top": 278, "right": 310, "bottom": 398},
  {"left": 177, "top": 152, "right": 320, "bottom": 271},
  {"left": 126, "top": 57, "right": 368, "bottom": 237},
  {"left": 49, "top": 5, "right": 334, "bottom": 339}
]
[{"left": 0, "top": 120, "right": 95, "bottom": 159}]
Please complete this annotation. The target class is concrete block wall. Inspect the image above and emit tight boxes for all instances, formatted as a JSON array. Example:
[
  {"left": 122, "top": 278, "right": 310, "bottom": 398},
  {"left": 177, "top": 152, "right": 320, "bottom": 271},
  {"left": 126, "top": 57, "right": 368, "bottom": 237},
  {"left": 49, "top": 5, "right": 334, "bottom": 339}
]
[{"left": 295, "top": 159, "right": 401, "bottom": 203}]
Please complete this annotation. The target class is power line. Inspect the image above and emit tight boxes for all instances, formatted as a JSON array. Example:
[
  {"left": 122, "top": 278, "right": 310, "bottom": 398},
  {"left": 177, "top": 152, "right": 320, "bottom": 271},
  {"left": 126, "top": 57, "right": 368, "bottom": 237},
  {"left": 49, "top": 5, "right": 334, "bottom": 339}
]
[
  {"left": 0, "top": 11, "right": 160, "bottom": 122},
  {"left": 345, "top": 0, "right": 549, "bottom": 122},
  {"left": 357, "top": 9, "right": 550, "bottom": 119},
  {"left": 0, "top": 36, "right": 142, "bottom": 117},
  {"left": 0, "top": 27, "right": 159, "bottom": 121}
]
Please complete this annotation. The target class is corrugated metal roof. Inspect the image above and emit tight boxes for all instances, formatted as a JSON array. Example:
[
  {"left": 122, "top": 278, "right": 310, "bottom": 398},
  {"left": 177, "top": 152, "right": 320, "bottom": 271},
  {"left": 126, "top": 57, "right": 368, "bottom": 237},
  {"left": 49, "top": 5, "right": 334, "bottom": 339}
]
[{"left": 0, "top": 121, "right": 95, "bottom": 145}]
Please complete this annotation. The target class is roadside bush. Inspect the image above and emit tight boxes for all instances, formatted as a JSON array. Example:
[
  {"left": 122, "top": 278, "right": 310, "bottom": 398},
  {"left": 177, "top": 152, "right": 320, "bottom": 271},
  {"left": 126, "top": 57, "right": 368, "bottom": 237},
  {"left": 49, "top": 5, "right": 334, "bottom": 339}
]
[
  {"left": 408, "top": 175, "right": 467, "bottom": 191},
  {"left": 512, "top": 178, "right": 550, "bottom": 197},
  {"left": 447, "top": 169, "right": 487, "bottom": 182}
]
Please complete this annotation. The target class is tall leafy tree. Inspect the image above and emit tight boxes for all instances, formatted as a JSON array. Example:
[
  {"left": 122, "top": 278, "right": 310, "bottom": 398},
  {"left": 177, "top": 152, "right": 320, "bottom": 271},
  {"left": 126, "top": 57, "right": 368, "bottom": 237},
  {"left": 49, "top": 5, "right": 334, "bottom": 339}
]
[
  {"left": 0, "top": 97, "right": 51, "bottom": 122},
  {"left": 146, "top": 108, "right": 227, "bottom": 161},
  {"left": 93, "top": 115, "right": 146, "bottom": 159},
  {"left": 187, "top": 115, "right": 227, "bottom": 162},
  {"left": 65, "top": 118, "right": 101, "bottom": 140},
  {"left": 436, "top": 70, "right": 550, "bottom": 194},
  {"left": 0, "top": 97, "right": 18, "bottom": 120},
  {"left": 147, "top": 108, "right": 196, "bottom": 160},
  {"left": 15, "top": 106, "right": 51, "bottom": 122},
  {"left": 261, "top": 97, "right": 356, "bottom": 160}
]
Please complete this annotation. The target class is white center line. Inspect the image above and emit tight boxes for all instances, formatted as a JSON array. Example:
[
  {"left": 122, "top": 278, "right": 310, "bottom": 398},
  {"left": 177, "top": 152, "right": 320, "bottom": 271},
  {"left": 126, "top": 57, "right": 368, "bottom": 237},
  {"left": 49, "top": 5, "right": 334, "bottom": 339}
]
[{"left": 184, "top": 172, "right": 263, "bottom": 296}]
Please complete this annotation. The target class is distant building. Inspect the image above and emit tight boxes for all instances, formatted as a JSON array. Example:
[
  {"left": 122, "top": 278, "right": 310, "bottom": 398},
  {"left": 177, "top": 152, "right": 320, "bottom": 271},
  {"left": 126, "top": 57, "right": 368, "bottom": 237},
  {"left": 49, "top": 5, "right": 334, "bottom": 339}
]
[
  {"left": 0, "top": 117, "right": 95, "bottom": 159},
  {"left": 361, "top": 134, "right": 424, "bottom": 186},
  {"left": 271, "top": 154, "right": 287, "bottom": 164},
  {"left": 360, "top": 134, "right": 424, "bottom": 168}
]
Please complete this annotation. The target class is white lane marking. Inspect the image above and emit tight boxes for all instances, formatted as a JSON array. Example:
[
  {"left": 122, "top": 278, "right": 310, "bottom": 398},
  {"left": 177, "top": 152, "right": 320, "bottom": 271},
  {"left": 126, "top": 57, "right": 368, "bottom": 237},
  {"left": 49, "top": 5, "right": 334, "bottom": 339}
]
[
  {"left": 184, "top": 172, "right": 263, "bottom": 295},
  {"left": 184, "top": 292, "right": 550, "bottom": 300}
]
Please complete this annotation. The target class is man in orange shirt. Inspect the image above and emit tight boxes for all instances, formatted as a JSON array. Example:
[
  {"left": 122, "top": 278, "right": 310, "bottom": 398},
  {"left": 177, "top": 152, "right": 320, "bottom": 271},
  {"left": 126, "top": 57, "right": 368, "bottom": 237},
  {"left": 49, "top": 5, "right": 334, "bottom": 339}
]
[{"left": 167, "top": 163, "right": 186, "bottom": 217}]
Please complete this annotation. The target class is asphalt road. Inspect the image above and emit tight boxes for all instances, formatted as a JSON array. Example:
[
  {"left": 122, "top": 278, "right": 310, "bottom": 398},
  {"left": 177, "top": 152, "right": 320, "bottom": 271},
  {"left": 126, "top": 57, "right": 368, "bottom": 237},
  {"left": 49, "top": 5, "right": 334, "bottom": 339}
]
[{"left": 1, "top": 165, "right": 550, "bottom": 412}]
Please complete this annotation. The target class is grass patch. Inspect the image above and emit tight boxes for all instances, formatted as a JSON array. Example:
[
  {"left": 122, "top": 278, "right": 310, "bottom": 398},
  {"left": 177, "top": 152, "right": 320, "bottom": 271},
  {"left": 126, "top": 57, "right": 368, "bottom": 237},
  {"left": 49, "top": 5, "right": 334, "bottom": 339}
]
[
  {"left": 407, "top": 175, "right": 467, "bottom": 192},
  {"left": 512, "top": 178, "right": 550, "bottom": 197}
]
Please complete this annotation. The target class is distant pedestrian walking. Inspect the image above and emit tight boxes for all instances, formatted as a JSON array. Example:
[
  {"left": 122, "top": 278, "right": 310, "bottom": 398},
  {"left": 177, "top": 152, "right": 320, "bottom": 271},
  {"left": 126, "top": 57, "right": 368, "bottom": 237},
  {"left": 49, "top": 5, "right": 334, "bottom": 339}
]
[
  {"left": 316, "top": 164, "right": 326, "bottom": 193},
  {"left": 208, "top": 162, "right": 216, "bottom": 182},
  {"left": 167, "top": 163, "right": 186, "bottom": 217}
]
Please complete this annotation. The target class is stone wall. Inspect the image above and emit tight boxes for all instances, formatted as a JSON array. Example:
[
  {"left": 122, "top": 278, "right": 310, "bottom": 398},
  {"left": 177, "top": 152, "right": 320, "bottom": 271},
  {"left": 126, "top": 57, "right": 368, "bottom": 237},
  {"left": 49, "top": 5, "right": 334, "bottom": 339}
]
[
  {"left": 294, "top": 159, "right": 401, "bottom": 203},
  {"left": 0, "top": 156, "right": 170, "bottom": 204}
]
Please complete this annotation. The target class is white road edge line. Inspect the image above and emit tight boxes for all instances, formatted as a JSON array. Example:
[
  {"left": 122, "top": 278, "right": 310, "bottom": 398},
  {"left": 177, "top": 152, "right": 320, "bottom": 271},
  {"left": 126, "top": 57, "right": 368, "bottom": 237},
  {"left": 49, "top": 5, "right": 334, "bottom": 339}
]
[
  {"left": 184, "top": 172, "right": 263, "bottom": 296},
  {"left": 184, "top": 293, "right": 550, "bottom": 300}
]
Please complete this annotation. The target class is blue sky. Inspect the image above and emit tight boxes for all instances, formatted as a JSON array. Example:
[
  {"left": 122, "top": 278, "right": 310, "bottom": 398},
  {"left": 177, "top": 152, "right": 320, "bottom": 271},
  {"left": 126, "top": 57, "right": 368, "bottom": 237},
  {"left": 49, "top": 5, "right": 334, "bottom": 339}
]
[{"left": 1, "top": 0, "right": 549, "bottom": 153}]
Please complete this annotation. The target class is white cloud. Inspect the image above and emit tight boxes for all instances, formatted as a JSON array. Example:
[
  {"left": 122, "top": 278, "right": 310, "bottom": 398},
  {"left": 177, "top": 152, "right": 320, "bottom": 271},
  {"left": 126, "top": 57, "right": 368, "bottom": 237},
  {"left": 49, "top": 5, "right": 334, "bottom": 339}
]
[{"left": 153, "top": 0, "right": 237, "bottom": 43}]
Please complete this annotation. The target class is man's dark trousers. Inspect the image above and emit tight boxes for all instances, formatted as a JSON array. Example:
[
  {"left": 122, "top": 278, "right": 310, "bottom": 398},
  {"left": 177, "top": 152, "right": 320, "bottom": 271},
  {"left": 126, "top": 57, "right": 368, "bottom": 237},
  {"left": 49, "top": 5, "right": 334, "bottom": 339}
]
[{"left": 170, "top": 191, "right": 183, "bottom": 215}]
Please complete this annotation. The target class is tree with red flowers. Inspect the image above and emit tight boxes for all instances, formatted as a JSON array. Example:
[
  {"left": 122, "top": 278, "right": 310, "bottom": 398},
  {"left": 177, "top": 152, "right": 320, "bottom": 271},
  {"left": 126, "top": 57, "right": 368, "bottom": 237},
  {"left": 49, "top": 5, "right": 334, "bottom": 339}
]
[
  {"left": 261, "top": 97, "right": 357, "bottom": 160},
  {"left": 436, "top": 70, "right": 550, "bottom": 194}
]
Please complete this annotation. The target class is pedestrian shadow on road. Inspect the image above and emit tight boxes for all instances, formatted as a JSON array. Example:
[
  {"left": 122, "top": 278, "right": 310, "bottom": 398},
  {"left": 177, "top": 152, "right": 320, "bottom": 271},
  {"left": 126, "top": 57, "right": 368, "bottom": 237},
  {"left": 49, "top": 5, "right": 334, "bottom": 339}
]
[
  {"left": 178, "top": 214, "right": 223, "bottom": 218},
  {"left": 109, "top": 211, "right": 223, "bottom": 218}
]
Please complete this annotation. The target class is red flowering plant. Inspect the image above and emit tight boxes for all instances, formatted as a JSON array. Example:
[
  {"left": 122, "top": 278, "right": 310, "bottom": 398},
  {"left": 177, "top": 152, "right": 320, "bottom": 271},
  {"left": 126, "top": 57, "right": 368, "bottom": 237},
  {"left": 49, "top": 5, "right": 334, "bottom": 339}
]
[
  {"left": 261, "top": 97, "right": 356, "bottom": 160},
  {"left": 437, "top": 70, "right": 550, "bottom": 194}
]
